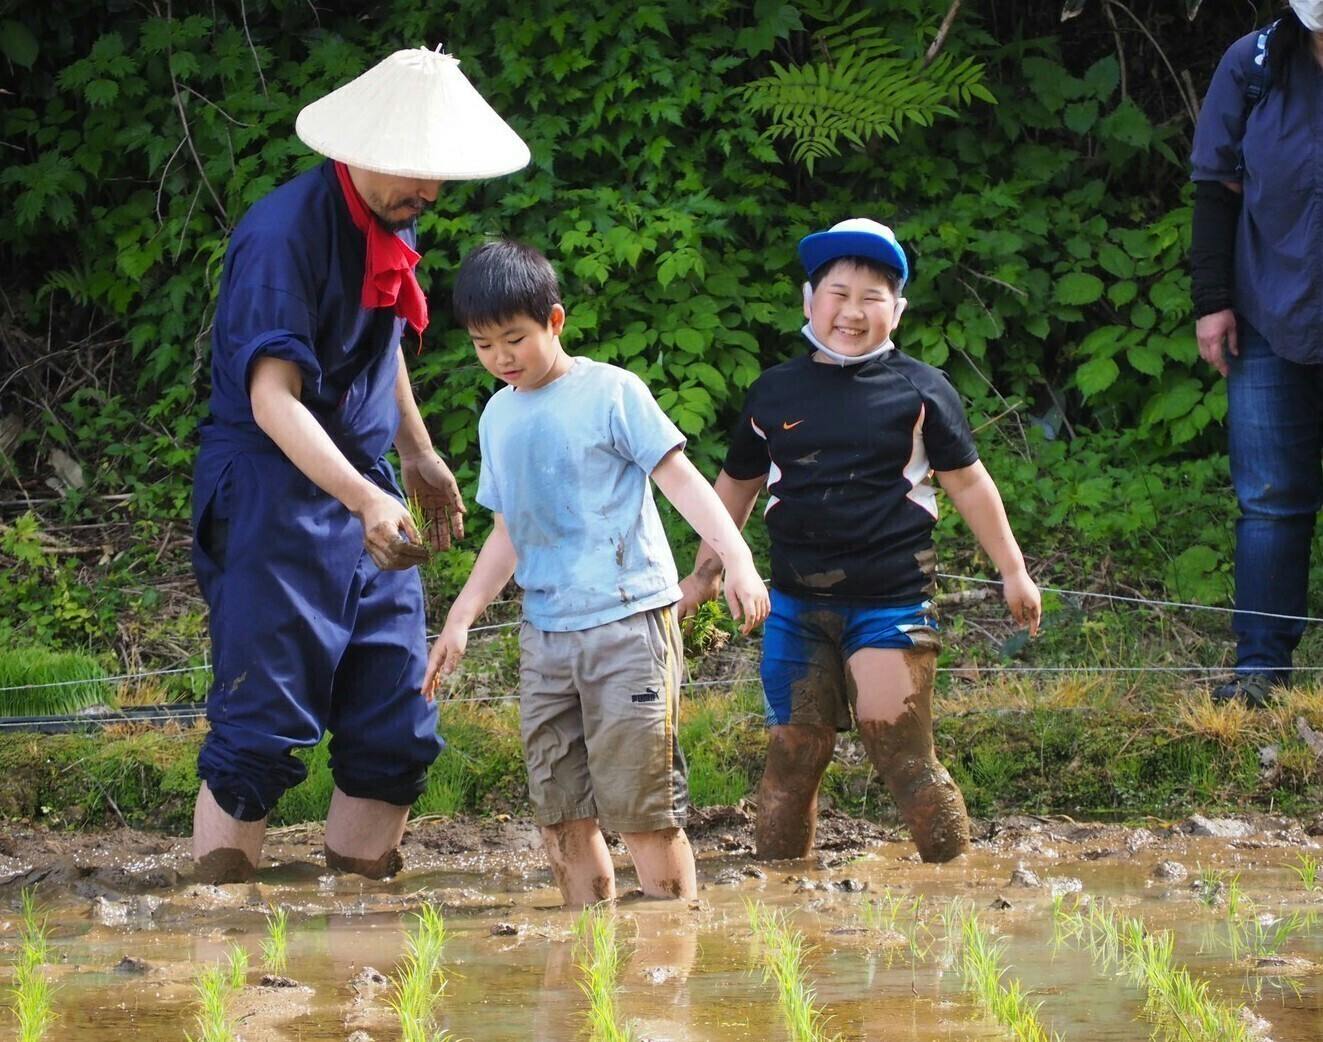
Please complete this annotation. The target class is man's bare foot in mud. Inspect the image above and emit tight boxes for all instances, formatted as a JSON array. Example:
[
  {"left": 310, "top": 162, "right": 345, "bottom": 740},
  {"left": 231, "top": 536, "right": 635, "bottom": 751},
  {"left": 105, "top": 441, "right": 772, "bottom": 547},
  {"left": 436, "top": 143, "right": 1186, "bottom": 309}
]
[
  {"left": 193, "top": 847, "right": 258, "bottom": 884},
  {"left": 324, "top": 844, "right": 404, "bottom": 880}
]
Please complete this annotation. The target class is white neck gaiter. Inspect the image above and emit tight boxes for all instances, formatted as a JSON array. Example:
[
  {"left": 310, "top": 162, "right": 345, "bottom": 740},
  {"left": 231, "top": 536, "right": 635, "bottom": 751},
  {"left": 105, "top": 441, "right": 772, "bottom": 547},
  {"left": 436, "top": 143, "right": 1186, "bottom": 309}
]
[
  {"left": 801, "top": 322, "right": 894, "bottom": 366},
  {"left": 1291, "top": 0, "right": 1323, "bottom": 32}
]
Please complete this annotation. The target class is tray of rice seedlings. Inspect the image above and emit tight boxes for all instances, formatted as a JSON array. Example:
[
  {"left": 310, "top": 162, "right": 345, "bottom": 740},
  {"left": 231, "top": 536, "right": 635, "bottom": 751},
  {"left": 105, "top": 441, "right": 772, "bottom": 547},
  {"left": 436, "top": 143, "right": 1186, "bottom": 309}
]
[
  {"left": 0, "top": 646, "right": 115, "bottom": 718},
  {"left": 10, "top": 890, "right": 55, "bottom": 1042},
  {"left": 389, "top": 904, "right": 450, "bottom": 1042},
  {"left": 573, "top": 906, "right": 635, "bottom": 1042},
  {"left": 746, "top": 901, "right": 840, "bottom": 1042},
  {"left": 260, "top": 905, "right": 289, "bottom": 975}
]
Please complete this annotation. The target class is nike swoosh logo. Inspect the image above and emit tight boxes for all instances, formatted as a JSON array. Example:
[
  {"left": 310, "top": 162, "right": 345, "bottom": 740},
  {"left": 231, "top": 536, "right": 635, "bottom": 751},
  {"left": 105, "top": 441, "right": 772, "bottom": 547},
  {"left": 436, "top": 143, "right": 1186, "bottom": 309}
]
[{"left": 782, "top": 420, "right": 805, "bottom": 430}]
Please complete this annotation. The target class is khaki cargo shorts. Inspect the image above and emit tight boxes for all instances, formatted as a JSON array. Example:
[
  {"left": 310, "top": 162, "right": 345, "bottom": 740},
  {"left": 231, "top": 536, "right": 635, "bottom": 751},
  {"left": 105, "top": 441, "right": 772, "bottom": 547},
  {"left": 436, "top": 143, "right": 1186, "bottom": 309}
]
[{"left": 519, "top": 604, "right": 688, "bottom": 833}]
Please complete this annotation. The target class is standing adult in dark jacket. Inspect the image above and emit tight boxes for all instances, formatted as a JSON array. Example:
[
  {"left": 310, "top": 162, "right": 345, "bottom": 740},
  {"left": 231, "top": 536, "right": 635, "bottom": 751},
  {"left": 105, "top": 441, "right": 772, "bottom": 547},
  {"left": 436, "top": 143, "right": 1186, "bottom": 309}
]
[
  {"left": 1190, "top": 2, "right": 1323, "bottom": 705},
  {"left": 191, "top": 47, "right": 529, "bottom": 881}
]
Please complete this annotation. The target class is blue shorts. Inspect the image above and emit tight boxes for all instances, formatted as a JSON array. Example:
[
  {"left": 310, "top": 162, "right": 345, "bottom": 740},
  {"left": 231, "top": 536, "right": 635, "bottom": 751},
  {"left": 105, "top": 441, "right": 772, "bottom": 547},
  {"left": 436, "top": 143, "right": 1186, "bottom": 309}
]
[{"left": 760, "top": 589, "right": 940, "bottom": 729}]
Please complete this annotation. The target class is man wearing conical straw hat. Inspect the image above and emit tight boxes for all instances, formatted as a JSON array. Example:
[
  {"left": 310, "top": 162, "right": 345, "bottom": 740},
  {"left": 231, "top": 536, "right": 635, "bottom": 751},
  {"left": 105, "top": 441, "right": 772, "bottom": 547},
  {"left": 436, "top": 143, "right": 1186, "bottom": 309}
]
[{"left": 189, "top": 47, "right": 529, "bottom": 883}]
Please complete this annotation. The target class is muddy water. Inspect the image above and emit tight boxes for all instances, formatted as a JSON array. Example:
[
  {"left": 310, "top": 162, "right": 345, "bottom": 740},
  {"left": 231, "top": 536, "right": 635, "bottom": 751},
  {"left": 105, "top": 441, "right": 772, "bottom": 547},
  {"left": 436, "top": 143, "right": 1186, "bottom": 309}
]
[{"left": 3, "top": 821, "right": 1322, "bottom": 1041}]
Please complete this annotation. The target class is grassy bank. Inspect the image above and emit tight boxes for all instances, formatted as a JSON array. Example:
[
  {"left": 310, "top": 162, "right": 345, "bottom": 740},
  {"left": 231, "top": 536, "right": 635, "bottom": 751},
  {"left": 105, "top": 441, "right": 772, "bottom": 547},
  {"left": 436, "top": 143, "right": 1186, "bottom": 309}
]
[{"left": 2, "top": 676, "right": 1320, "bottom": 833}]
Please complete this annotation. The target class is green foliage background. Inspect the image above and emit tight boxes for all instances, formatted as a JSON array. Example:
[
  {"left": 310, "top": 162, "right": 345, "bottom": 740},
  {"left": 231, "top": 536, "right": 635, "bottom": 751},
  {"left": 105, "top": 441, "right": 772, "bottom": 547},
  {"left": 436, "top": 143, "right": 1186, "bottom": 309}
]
[{"left": 0, "top": 0, "right": 1314, "bottom": 663}]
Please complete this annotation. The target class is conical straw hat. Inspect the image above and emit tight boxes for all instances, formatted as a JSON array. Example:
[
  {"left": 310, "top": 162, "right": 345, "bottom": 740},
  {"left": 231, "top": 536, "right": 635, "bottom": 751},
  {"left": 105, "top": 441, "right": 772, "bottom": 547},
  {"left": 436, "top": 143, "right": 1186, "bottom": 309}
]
[{"left": 295, "top": 46, "right": 530, "bottom": 180}]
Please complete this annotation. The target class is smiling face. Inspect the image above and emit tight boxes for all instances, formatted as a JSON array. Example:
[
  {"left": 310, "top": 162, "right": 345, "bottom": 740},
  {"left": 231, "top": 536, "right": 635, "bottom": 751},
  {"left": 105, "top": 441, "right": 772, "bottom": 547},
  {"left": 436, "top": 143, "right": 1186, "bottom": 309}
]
[
  {"left": 804, "top": 259, "right": 906, "bottom": 357},
  {"left": 470, "top": 304, "right": 571, "bottom": 391},
  {"left": 347, "top": 166, "right": 442, "bottom": 230}
]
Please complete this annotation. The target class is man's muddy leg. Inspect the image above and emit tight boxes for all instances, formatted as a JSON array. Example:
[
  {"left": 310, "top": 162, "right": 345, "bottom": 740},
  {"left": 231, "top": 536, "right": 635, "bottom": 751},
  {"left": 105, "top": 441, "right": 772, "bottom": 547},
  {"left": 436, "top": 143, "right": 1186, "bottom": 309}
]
[
  {"left": 541, "top": 817, "right": 616, "bottom": 907},
  {"left": 754, "top": 724, "right": 836, "bottom": 860},
  {"left": 323, "top": 787, "right": 409, "bottom": 879},
  {"left": 851, "top": 648, "right": 969, "bottom": 863},
  {"left": 192, "top": 782, "right": 265, "bottom": 883},
  {"left": 620, "top": 827, "right": 697, "bottom": 899}
]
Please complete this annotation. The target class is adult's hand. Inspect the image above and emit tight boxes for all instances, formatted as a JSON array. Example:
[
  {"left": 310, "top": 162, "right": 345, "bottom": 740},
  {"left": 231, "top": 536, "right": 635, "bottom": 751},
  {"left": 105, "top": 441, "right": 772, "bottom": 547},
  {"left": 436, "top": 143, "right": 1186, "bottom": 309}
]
[
  {"left": 354, "top": 487, "right": 429, "bottom": 570},
  {"left": 677, "top": 564, "right": 722, "bottom": 620},
  {"left": 1196, "top": 309, "right": 1238, "bottom": 378},
  {"left": 400, "top": 450, "right": 466, "bottom": 551}
]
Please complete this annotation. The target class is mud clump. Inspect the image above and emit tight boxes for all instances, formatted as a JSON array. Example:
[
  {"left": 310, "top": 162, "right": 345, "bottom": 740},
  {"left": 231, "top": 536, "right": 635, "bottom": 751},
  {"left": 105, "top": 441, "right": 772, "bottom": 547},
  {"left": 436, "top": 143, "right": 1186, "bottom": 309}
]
[
  {"left": 193, "top": 847, "right": 256, "bottom": 884},
  {"left": 324, "top": 844, "right": 403, "bottom": 880}
]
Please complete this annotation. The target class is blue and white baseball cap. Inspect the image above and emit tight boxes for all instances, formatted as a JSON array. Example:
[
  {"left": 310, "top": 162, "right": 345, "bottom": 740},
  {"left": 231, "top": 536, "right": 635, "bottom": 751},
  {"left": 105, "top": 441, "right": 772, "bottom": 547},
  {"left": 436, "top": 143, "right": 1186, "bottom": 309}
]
[{"left": 798, "top": 218, "right": 909, "bottom": 288}]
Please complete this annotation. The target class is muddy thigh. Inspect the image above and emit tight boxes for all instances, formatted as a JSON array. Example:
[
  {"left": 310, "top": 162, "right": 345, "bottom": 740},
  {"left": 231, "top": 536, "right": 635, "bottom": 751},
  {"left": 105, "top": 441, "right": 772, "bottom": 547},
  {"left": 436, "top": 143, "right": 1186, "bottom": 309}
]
[{"left": 851, "top": 648, "right": 970, "bottom": 863}]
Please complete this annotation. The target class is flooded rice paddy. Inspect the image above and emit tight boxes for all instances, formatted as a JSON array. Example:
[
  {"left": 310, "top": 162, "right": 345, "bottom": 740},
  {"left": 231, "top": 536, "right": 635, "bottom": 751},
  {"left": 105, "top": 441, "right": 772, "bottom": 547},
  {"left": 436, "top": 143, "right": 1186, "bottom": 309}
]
[{"left": 2, "top": 812, "right": 1322, "bottom": 1041}]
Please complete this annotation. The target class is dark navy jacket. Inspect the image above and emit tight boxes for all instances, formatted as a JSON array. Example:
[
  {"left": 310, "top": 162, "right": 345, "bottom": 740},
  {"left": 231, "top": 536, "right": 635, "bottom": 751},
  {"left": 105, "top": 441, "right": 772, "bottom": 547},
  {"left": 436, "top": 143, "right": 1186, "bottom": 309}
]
[{"left": 1191, "top": 30, "right": 1323, "bottom": 364}]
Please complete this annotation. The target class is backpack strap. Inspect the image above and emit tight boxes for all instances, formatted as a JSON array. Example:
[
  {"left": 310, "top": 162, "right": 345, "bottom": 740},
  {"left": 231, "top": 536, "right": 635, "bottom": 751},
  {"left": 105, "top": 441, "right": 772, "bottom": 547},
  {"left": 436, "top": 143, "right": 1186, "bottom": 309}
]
[{"left": 1244, "top": 19, "right": 1279, "bottom": 110}]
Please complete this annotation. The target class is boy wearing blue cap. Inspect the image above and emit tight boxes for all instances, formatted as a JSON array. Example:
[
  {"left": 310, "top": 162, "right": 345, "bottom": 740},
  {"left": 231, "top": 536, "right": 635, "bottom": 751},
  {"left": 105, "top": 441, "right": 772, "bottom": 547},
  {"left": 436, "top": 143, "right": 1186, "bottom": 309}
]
[{"left": 680, "top": 219, "right": 1040, "bottom": 863}]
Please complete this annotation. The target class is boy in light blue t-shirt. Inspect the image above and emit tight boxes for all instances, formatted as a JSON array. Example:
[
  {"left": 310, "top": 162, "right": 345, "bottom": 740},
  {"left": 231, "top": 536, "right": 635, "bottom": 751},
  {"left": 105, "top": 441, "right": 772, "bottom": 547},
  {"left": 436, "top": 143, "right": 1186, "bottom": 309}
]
[{"left": 425, "top": 240, "right": 768, "bottom": 907}]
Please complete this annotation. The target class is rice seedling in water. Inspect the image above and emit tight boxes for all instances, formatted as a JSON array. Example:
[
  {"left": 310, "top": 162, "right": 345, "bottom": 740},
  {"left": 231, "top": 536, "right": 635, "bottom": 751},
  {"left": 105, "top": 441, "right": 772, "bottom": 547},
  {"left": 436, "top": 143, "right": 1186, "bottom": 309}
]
[
  {"left": 185, "top": 964, "right": 237, "bottom": 1042},
  {"left": 1194, "top": 864, "right": 1248, "bottom": 913},
  {"left": 957, "top": 909, "right": 1059, "bottom": 1042},
  {"left": 1215, "top": 911, "right": 1312, "bottom": 962},
  {"left": 260, "top": 904, "right": 289, "bottom": 974},
  {"left": 10, "top": 890, "right": 55, "bottom": 1042},
  {"left": 860, "top": 891, "right": 932, "bottom": 983},
  {"left": 225, "top": 944, "right": 249, "bottom": 991},
  {"left": 573, "top": 907, "right": 636, "bottom": 1042},
  {"left": 389, "top": 904, "right": 451, "bottom": 1042},
  {"left": 1054, "top": 898, "right": 1255, "bottom": 1042},
  {"left": 746, "top": 901, "right": 839, "bottom": 1042},
  {"left": 1289, "top": 852, "right": 1320, "bottom": 891}
]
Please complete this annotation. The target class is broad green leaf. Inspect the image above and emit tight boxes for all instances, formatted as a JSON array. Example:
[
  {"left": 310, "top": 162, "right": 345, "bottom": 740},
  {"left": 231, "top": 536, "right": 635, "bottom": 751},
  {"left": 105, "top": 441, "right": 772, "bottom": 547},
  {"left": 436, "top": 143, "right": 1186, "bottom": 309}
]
[
  {"left": 1054, "top": 272, "right": 1104, "bottom": 306},
  {"left": 1125, "top": 341, "right": 1164, "bottom": 376},
  {"left": 0, "top": 18, "right": 38, "bottom": 67},
  {"left": 1063, "top": 101, "right": 1098, "bottom": 135},
  {"left": 1097, "top": 244, "right": 1134, "bottom": 279},
  {"left": 673, "top": 328, "right": 704, "bottom": 353},
  {"left": 1076, "top": 356, "right": 1119, "bottom": 397}
]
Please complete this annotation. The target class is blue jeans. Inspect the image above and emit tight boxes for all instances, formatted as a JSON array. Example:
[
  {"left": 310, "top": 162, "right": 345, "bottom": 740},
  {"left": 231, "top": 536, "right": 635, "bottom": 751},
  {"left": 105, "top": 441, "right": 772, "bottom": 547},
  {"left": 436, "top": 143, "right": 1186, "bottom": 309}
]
[{"left": 1227, "top": 320, "right": 1323, "bottom": 683}]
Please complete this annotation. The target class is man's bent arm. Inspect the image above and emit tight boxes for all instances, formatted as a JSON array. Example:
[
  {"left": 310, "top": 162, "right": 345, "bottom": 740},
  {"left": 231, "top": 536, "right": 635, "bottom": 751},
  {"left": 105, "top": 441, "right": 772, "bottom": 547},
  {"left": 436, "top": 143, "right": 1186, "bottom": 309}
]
[{"left": 250, "top": 356, "right": 383, "bottom": 517}]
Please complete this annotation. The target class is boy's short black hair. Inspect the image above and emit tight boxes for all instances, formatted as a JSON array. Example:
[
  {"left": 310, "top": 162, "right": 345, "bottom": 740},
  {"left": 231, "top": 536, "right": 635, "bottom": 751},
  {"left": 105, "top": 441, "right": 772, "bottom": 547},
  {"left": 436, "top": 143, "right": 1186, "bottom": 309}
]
[
  {"left": 452, "top": 240, "right": 562, "bottom": 330},
  {"left": 808, "top": 254, "right": 903, "bottom": 293}
]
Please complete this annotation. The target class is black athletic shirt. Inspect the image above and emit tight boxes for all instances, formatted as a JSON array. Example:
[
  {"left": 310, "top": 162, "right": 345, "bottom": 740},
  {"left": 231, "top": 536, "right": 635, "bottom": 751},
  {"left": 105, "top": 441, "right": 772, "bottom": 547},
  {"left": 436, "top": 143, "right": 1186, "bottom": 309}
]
[{"left": 723, "top": 347, "right": 979, "bottom": 604}]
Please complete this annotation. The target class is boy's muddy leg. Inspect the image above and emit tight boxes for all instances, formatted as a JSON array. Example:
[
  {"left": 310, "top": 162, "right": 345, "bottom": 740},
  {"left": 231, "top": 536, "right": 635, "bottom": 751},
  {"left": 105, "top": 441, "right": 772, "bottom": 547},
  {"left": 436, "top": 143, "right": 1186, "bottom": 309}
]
[
  {"left": 323, "top": 788, "right": 408, "bottom": 879},
  {"left": 754, "top": 724, "right": 836, "bottom": 860},
  {"left": 192, "top": 782, "right": 265, "bottom": 883},
  {"left": 541, "top": 817, "right": 616, "bottom": 907},
  {"left": 620, "top": 826, "right": 697, "bottom": 899},
  {"left": 851, "top": 648, "right": 969, "bottom": 863}
]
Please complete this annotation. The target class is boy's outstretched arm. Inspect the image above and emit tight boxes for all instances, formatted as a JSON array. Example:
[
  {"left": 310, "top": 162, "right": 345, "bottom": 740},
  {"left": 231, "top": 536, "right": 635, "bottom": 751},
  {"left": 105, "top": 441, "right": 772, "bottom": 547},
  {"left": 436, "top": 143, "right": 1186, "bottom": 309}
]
[
  {"left": 935, "top": 461, "right": 1041, "bottom": 634},
  {"left": 651, "top": 451, "right": 769, "bottom": 633},
  {"left": 422, "top": 513, "right": 517, "bottom": 698},
  {"left": 676, "top": 469, "right": 765, "bottom": 618}
]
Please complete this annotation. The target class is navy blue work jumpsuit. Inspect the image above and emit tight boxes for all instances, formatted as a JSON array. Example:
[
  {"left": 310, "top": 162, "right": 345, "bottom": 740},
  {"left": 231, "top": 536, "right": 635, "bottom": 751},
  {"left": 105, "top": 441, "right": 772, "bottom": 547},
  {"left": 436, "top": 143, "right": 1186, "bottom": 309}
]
[{"left": 191, "top": 160, "right": 441, "bottom": 822}]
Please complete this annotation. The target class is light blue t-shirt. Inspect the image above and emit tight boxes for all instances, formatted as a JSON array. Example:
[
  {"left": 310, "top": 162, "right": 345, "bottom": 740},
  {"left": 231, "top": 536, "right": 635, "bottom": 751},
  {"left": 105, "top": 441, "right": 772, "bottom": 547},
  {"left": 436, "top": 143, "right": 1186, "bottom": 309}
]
[{"left": 476, "top": 357, "right": 685, "bottom": 632}]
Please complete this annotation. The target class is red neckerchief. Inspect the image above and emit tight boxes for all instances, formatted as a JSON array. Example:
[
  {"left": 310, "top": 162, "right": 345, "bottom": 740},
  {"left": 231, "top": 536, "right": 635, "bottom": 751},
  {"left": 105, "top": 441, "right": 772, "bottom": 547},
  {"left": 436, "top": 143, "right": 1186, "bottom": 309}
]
[{"left": 333, "top": 161, "right": 429, "bottom": 344}]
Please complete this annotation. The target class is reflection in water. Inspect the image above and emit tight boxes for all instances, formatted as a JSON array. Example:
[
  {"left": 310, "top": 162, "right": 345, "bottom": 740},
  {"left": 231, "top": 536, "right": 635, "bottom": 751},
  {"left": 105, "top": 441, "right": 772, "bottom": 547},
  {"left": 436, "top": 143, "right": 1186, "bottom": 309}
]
[{"left": 4, "top": 837, "right": 1322, "bottom": 1042}]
